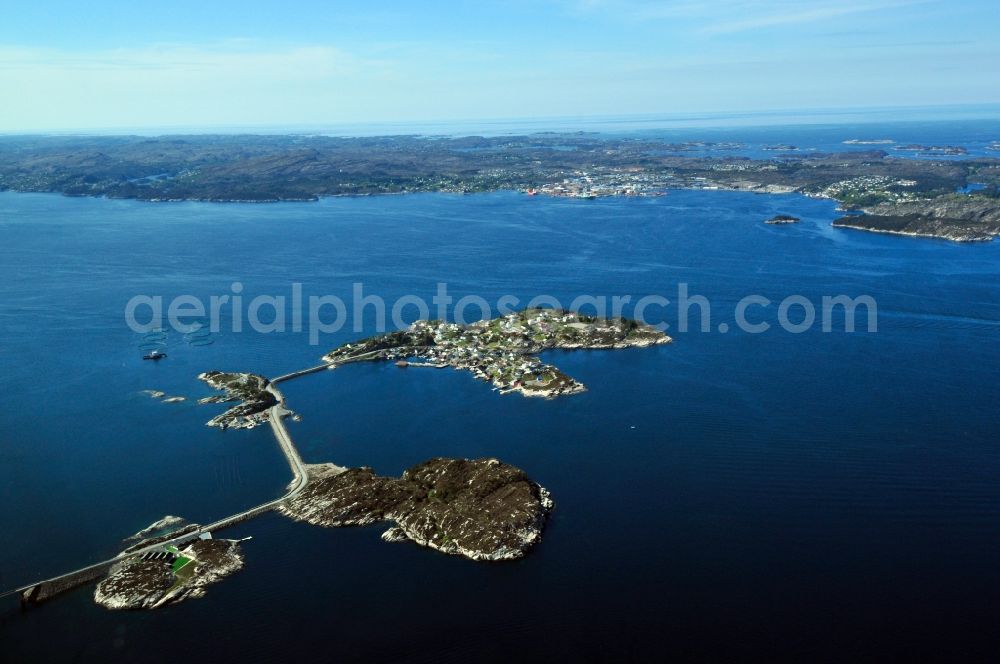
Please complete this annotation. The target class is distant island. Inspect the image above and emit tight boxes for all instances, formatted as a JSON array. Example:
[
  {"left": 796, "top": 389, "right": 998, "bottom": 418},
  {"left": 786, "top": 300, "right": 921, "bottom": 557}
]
[
  {"left": 1, "top": 133, "right": 998, "bottom": 241},
  {"left": 892, "top": 144, "right": 968, "bottom": 156},
  {"left": 844, "top": 139, "right": 895, "bottom": 145},
  {"left": 765, "top": 214, "right": 800, "bottom": 225}
]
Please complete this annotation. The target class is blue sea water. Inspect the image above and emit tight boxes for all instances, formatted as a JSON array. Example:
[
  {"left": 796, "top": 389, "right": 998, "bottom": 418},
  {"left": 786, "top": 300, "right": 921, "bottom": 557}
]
[{"left": 1, "top": 184, "right": 1000, "bottom": 661}]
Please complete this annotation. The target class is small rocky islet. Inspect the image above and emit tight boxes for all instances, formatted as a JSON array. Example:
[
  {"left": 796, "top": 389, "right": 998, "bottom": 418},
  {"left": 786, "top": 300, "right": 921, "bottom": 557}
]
[
  {"left": 94, "top": 518, "right": 245, "bottom": 610},
  {"left": 124, "top": 515, "right": 187, "bottom": 542},
  {"left": 765, "top": 214, "right": 800, "bottom": 224},
  {"left": 197, "top": 370, "right": 276, "bottom": 429},
  {"left": 141, "top": 389, "right": 186, "bottom": 403}
]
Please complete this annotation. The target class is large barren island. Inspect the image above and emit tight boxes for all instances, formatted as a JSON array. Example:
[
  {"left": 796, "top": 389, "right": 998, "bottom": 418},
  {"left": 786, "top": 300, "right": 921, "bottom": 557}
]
[{"left": 280, "top": 459, "right": 554, "bottom": 561}]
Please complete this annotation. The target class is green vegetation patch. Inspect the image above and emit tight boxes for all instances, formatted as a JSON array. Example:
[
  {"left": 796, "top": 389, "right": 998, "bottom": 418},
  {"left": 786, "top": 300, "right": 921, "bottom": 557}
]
[{"left": 171, "top": 556, "right": 192, "bottom": 573}]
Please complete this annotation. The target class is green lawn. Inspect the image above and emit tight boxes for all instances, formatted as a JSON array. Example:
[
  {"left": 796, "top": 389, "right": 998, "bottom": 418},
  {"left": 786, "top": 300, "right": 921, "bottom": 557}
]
[{"left": 171, "top": 556, "right": 192, "bottom": 574}]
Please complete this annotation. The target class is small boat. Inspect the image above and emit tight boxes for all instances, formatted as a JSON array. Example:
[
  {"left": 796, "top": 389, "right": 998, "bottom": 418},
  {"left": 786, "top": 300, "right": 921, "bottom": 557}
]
[{"left": 143, "top": 350, "right": 167, "bottom": 361}]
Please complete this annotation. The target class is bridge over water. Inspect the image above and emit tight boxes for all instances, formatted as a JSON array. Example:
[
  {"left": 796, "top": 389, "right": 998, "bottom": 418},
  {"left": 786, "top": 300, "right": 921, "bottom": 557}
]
[{"left": 1, "top": 360, "right": 343, "bottom": 607}]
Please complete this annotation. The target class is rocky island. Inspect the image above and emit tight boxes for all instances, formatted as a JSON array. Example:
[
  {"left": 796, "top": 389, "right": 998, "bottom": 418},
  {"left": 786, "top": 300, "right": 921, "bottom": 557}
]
[
  {"left": 843, "top": 139, "right": 895, "bottom": 145},
  {"left": 765, "top": 214, "right": 800, "bottom": 224},
  {"left": 198, "top": 370, "right": 277, "bottom": 429},
  {"left": 94, "top": 518, "right": 245, "bottom": 610},
  {"left": 280, "top": 458, "right": 553, "bottom": 561},
  {"left": 324, "top": 308, "right": 671, "bottom": 397},
  {"left": 124, "top": 515, "right": 188, "bottom": 542},
  {"left": 892, "top": 144, "right": 968, "bottom": 156}
]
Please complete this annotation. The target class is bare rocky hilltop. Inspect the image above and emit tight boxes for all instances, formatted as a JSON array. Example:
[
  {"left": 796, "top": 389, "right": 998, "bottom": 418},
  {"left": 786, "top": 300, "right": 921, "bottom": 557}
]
[{"left": 280, "top": 459, "right": 554, "bottom": 561}]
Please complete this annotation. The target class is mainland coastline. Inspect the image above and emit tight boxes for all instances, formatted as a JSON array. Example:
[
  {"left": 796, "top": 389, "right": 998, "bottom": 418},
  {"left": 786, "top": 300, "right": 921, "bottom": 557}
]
[{"left": 1, "top": 133, "right": 999, "bottom": 242}]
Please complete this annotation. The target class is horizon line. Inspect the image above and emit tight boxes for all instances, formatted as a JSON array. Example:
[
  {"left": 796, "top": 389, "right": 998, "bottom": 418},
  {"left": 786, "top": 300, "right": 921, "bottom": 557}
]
[{"left": 1, "top": 102, "right": 999, "bottom": 138}]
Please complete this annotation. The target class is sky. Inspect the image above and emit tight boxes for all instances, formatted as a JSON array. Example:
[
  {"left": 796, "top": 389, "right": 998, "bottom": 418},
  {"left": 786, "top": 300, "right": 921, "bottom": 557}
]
[{"left": 0, "top": 0, "right": 998, "bottom": 131}]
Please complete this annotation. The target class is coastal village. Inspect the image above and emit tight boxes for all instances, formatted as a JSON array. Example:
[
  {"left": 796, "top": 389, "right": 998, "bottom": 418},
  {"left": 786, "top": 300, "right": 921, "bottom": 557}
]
[
  {"left": 813, "top": 175, "right": 921, "bottom": 206},
  {"left": 324, "top": 308, "right": 671, "bottom": 397},
  {"left": 529, "top": 168, "right": 671, "bottom": 198}
]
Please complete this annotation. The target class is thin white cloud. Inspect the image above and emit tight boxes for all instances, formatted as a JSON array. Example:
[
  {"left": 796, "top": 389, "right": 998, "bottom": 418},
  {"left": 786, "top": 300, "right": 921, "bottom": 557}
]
[
  {"left": 700, "top": 0, "right": 932, "bottom": 34},
  {"left": 559, "top": 0, "right": 936, "bottom": 34},
  {"left": 0, "top": 41, "right": 376, "bottom": 76}
]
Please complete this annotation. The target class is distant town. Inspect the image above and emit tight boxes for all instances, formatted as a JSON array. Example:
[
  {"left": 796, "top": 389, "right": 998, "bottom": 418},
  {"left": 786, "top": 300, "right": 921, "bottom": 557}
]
[{"left": 0, "top": 133, "right": 998, "bottom": 240}]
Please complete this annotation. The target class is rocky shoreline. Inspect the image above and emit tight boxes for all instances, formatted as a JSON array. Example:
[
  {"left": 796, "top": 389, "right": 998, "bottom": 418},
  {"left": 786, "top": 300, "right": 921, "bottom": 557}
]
[
  {"left": 833, "top": 214, "right": 999, "bottom": 242},
  {"left": 280, "top": 458, "right": 554, "bottom": 561},
  {"left": 83, "top": 311, "right": 667, "bottom": 608},
  {"left": 842, "top": 195, "right": 1000, "bottom": 242},
  {"left": 197, "top": 371, "right": 277, "bottom": 429},
  {"left": 124, "top": 515, "right": 188, "bottom": 542},
  {"left": 94, "top": 518, "right": 246, "bottom": 610},
  {"left": 765, "top": 214, "right": 801, "bottom": 225}
]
